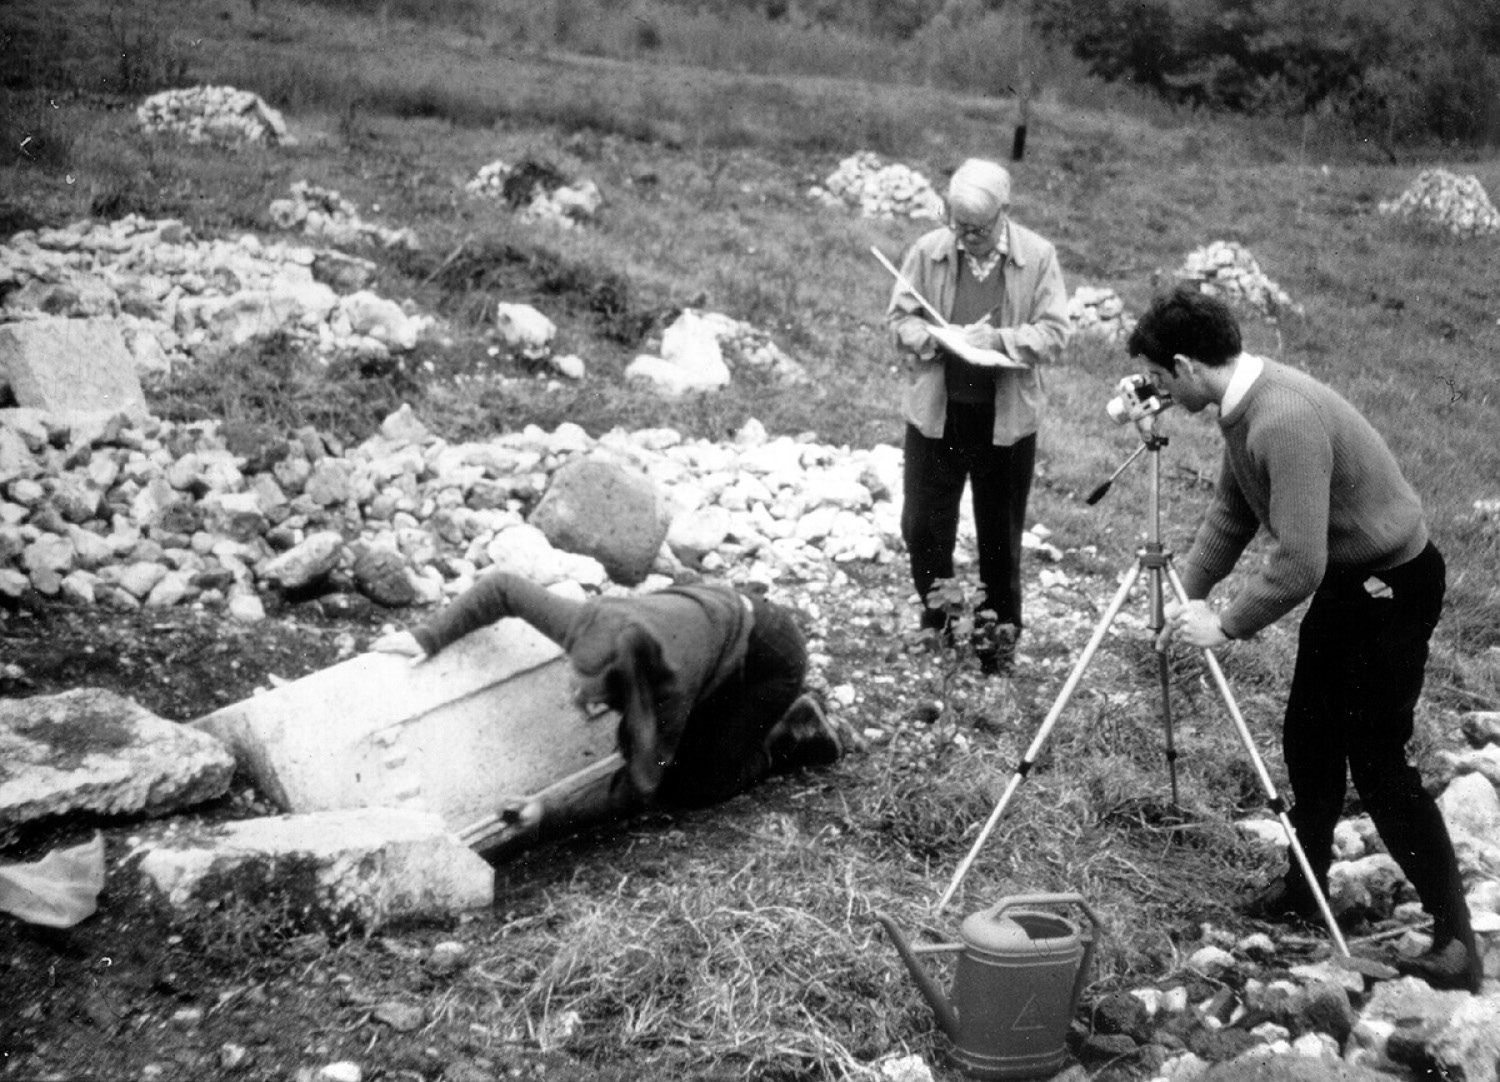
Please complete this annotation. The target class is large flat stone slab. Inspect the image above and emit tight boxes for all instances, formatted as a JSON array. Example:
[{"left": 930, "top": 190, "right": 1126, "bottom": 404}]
[
  {"left": 131, "top": 807, "right": 493, "bottom": 931},
  {"left": 0, "top": 688, "right": 235, "bottom": 840},
  {"left": 0, "top": 316, "right": 148, "bottom": 418},
  {"left": 191, "top": 618, "right": 619, "bottom": 837}
]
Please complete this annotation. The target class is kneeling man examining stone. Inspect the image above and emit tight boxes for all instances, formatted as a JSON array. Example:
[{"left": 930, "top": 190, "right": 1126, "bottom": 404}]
[{"left": 373, "top": 571, "right": 845, "bottom": 856}]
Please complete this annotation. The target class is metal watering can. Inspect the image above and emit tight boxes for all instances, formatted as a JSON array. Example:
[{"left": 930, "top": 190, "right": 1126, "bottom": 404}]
[{"left": 877, "top": 894, "right": 1103, "bottom": 1081}]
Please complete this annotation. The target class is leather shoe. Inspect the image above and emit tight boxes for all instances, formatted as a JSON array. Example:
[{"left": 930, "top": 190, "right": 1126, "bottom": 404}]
[
  {"left": 972, "top": 613, "right": 1019, "bottom": 676},
  {"left": 1396, "top": 940, "right": 1481, "bottom": 993}
]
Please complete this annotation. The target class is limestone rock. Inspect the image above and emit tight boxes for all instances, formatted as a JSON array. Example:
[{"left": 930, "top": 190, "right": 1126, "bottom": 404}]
[
  {"left": 262, "top": 530, "right": 346, "bottom": 591},
  {"left": 529, "top": 455, "right": 670, "bottom": 586},
  {"left": 352, "top": 545, "right": 417, "bottom": 607},
  {"left": 494, "top": 303, "right": 556, "bottom": 362},
  {"left": 0, "top": 688, "right": 235, "bottom": 838},
  {"left": 131, "top": 807, "right": 494, "bottom": 932},
  {"left": 0, "top": 317, "right": 147, "bottom": 418}
]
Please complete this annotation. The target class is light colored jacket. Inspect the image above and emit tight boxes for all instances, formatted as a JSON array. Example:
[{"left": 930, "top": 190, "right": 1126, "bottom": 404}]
[{"left": 886, "top": 220, "right": 1070, "bottom": 445}]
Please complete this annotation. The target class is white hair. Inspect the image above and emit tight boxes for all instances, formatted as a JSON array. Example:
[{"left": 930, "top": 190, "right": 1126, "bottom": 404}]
[{"left": 947, "top": 158, "right": 1012, "bottom": 219}]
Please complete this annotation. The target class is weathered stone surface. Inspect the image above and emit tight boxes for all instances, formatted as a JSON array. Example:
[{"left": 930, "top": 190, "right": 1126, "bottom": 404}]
[
  {"left": 1346, "top": 978, "right": 1500, "bottom": 1082},
  {"left": 529, "top": 455, "right": 670, "bottom": 586},
  {"left": 131, "top": 807, "right": 494, "bottom": 931},
  {"left": 0, "top": 688, "right": 235, "bottom": 837},
  {"left": 494, "top": 303, "right": 555, "bottom": 361},
  {"left": 191, "top": 618, "right": 618, "bottom": 836},
  {"left": 0, "top": 317, "right": 147, "bottom": 418},
  {"left": 261, "top": 529, "right": 346, "bottom": 591},
  {"left": 1201, "top": 1056, "right": 1399, "bottom": 1082}
]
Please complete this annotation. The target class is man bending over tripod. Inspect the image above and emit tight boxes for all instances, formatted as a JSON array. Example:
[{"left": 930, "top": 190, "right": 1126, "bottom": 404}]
[{"left": 1136, "top": 285, "right": 1480, "bottom": 993}]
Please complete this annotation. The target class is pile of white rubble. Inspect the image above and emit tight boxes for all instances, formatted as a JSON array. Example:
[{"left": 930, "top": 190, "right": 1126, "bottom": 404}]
[
  {"left": 268, "top": 182, "right": 420, "bottom": 252},
  {"left": 1378, "top": 169, "right": 1500, "bottom": 239},
  {"left": 0, "top": 215, "right": 435, "bottom": 371},
  {"left": 463, "top": 159, "right": 604, "bottom": 230},
  {"left": 808, "top": 152, "right": 945, "bottom": 221},
  {"left": 0, "top": 403, "right": 922, "bottom": 619},
  {"left": 1174, "top": 240, "right": 1303, "bottom": 319},
  {"left": 136, "top": 85, "right": 293, "bottom": 147},
  {"left": 1067, "top": 286, "right": 1133, "bottom": 343}
]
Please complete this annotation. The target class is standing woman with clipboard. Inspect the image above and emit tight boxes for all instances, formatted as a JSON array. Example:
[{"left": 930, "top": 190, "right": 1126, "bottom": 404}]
[{"left": 884, "top": 158, "right": 1071, "bottom": 673}]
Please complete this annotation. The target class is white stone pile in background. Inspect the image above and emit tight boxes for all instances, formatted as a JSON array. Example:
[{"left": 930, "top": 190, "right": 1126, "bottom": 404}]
[
  {"left": 0, "top": 215, "right": 435, "bottom": 371},
  {"left": 268, "top": 182, "right": 420, "bottom": 252},
  {"left": 462, "top": 159, "right": 603, "bottom": 229},
  {"left": 625, "top": 309, "right": 809, "bottom": 397},
  {"left": 136, "top": 86, "right": 293, "bottom": 147},
  {"left": 1067, "top": 285, "right": 1133, "bottom": 343},
  {"left": 0, "top": 407, "right": 916, "bottom": 619},
  {"left": 1174, "top": 240, "right": 1303, "bottom": 319},
  {"left": 464, "top": 160, "right": 511, "bottom": 197},
  {"left": 807, "top": 152, "right": 944, "bottom": 221},
  {"left": 1378, "top": 169, "right": 1500, "bottom": 239}
]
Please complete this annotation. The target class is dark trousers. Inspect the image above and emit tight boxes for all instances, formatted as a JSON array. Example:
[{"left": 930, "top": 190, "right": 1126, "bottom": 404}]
[
  {"left": 901, "top": 406, "right": 1036, "bottom": 627},
  {"left": 656, "top": 594, "right": 807, "bottom": 809},
  {"left": 1282, "top": 542, "right": 1474, "bottom": 950}
]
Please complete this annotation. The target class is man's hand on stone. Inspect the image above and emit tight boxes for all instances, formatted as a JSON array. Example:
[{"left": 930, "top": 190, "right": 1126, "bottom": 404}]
[{"left": 370, "top": 630, "right": 427, "bottom": 664}]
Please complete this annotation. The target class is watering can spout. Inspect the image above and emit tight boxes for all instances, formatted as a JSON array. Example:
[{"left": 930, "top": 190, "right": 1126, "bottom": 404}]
[{"left": 875, "top": 912, "right": 961, "bottom": 1041}]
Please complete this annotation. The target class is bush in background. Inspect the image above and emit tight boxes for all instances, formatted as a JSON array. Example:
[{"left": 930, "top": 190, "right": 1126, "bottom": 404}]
[{"left": 1033, "top": 0, "right": 1500, "bottom": 147}]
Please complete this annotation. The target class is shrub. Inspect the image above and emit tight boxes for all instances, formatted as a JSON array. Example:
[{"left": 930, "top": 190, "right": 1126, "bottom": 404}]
[{"left": 1033, "top": 0, "right": 1500, "bottom": 146}]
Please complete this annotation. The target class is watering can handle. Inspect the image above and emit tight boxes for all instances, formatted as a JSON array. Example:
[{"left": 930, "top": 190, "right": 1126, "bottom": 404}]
[
  {"left": 982, "top": 893, "right": 1105, "bottom": 938},
  {"left": 984, "top": 894, "right": 1104, "bottom": 1023}
]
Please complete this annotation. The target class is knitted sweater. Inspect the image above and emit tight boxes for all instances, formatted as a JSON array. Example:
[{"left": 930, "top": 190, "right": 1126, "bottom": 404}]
[
  {"left": 412, "top": 572, "right": 754, "bottom": 797},
  {"left": 1178, "top": 357, "right": 1428, "bottom": 638}
]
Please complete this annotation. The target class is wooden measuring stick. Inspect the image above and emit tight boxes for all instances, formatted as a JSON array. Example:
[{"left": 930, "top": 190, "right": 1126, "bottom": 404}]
[{"left": 871, "top": 246, "right": 949, "bottom": 327}]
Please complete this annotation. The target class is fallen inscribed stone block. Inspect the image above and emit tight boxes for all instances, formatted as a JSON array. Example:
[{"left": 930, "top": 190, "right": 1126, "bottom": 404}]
[
  {"left": 1, "top": 688, "right": 235, "bottom": 839},
  {"left": 131, "top": 807, "right": 493, "bottom": 930},
  {"left": 191, "top": 618, "right": 619, "bottom": 838}
]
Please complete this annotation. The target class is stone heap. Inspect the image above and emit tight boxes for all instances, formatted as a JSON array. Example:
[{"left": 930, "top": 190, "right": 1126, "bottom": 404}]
[
  {"left": 625, "top": 308, "right": 809, "bottom": 397},
  {"left": 463, "top": 159, "right": 603, "bottom": 230},
  {"left": 807, "top": 152, "right": 945, "bottom": 221},
  {"left": 0, "top": 404, "right": 924, "bottom": 621},
  {"left": 0, "top": 215, "right": 435, "bottom": 371},
  {"left": 1174, "top": 240, "right": 1303, "bottom": 319},
  {"left": 1378, "top": 169, "right": 1500, "bottom": 239},
  {"left": 136, "top": 85, "right": 293, "bottom": 147},
  {"left": 1067, "top": 285, "right": 1133, "bottom": 343},
  {"left": 267, "top": 181, "right": 420, "bottom": 251}
]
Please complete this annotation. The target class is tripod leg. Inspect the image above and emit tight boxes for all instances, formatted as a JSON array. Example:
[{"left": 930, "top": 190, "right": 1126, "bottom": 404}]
[
  {"left": 935, "top": 560, "right": 1145, "bottom": 913},
  {"left": 1155, "top": 650, "right": 1180, "bottom": 811},
  {"left": 1146, "top": 565, "right": 1181, "bottom": 810},
  {"left": 1163, "top": 566, "right": 1350, "bottom": 957}
]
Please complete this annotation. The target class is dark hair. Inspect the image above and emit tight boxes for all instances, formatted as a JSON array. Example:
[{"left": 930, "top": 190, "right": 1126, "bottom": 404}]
[{"left": 1126, "top": 284, "right": 1242, "bottom": 373}]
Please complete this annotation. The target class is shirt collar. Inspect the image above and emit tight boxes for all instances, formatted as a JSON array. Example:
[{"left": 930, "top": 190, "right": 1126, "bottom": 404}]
[
  {"left": 956, "top": 223, "right": 1010, "bottom": 280},
  {"left": 1220, "top": 352, "right": 1264, "bottom": 416}
]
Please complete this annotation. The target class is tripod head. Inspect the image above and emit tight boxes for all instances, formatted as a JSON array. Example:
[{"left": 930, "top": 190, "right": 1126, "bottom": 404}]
[{"left": 1085, "top": 413, "right": 1170, "bottom": 506}]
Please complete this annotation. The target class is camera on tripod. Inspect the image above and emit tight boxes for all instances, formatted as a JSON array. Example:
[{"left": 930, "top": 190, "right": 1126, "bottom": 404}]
[{"left": 1105, "top": 374, "right": 1173, "bottom": 426}]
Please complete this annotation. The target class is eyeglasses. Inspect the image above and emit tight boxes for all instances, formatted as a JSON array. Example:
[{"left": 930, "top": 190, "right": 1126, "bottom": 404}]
[{"left": 950, "top": 207, "right": 1008, "bottom": 240}]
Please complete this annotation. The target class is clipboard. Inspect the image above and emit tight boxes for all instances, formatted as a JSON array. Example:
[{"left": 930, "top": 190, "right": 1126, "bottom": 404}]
[
  {"left": 871, "top": 246, "right": 1028, "bottom": 370},
  {"left": 927, "top": 324, "right": 1028, "bottom": 370}
]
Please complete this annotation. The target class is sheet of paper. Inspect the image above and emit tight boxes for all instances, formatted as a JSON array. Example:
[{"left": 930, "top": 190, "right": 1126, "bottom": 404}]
[{"left": 929, "top": 324, "right": 1029, "bottom": 369}]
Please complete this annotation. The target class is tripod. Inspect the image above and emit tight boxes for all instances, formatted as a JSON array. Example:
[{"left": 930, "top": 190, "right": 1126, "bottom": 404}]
[{"left": 934, "top": 415, "right": 1349, "bottom": 958}]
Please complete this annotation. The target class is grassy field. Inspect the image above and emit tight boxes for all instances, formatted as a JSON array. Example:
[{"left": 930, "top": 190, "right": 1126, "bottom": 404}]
[{"left": 3, "top": 0, "right": 1500, "bottom": 1077}]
